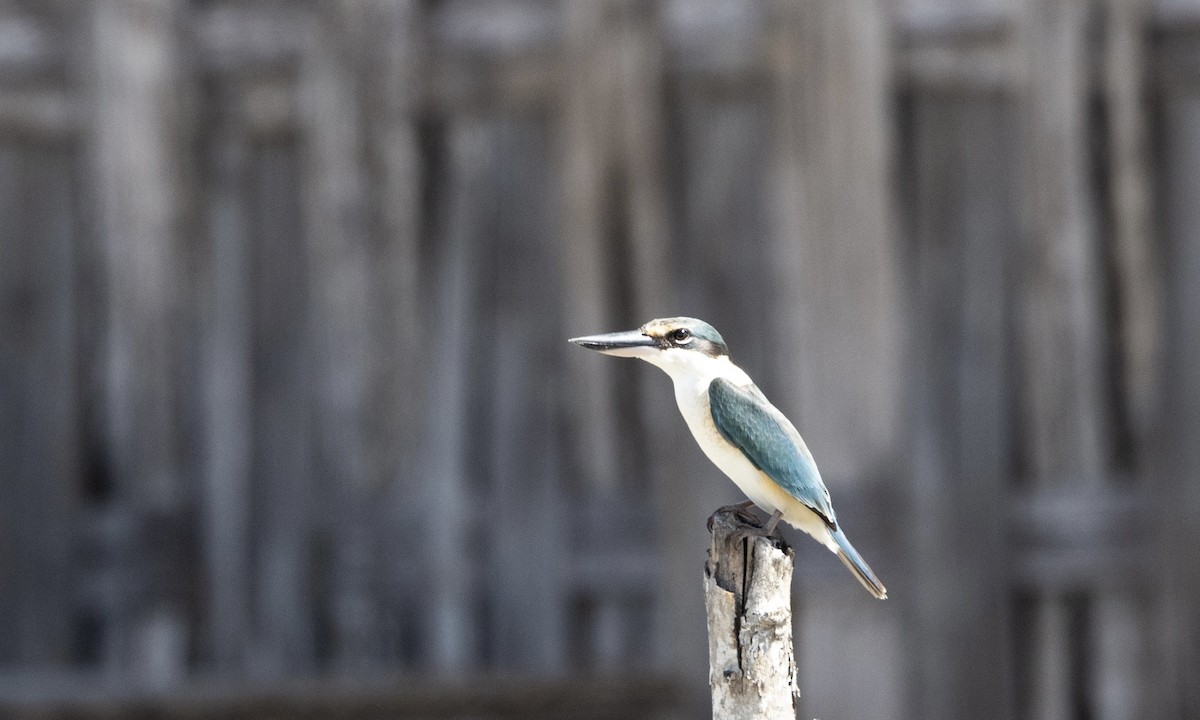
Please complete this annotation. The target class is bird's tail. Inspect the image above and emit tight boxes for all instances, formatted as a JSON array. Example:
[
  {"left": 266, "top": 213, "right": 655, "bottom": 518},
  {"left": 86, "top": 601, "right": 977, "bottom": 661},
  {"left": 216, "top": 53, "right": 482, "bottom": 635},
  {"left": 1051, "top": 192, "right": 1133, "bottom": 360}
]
[{"left": 830, "top": 526, "right": 887, "bottom": 599}]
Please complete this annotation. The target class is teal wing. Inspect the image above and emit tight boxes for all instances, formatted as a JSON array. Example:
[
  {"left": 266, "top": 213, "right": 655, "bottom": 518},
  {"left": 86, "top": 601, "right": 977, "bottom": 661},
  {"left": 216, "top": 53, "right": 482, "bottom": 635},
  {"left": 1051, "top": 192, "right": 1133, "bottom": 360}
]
[{"left": 707, "top": 377, "right": 836, "bottom": 527}]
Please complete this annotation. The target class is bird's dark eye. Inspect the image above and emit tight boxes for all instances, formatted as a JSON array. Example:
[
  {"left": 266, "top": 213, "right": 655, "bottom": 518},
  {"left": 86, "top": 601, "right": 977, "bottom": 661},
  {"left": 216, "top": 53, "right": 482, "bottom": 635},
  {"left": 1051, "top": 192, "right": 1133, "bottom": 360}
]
[{"left": 670, "top": 328, "right": 693, "bottom": 345}]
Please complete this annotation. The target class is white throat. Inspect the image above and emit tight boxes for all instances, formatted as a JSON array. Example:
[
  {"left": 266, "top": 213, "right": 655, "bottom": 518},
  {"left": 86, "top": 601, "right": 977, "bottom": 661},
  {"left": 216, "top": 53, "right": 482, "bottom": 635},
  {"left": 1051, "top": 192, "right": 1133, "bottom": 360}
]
[{"left": 640, "top": 348, "right": 751, "bottom": 391}]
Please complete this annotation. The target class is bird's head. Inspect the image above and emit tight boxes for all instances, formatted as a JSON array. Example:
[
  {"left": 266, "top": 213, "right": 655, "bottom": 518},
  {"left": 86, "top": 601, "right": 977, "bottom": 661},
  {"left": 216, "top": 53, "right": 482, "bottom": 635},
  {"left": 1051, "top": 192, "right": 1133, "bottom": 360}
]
[{"left": 569, "top": 317, "right": 732, "bottom": 377}]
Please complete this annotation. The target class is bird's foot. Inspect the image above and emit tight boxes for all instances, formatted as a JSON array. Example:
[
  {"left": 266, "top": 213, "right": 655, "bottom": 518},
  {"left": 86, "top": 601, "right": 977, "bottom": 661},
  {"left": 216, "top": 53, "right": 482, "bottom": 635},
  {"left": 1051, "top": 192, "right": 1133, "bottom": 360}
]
[
  {"left": 763, "top": 509, "right": 782, "bottom": 536},
  {"left": 728, "top": 509, "right": 783, "bottom": 544},
  {"left": 707, "top": 502, "right": 762, "bottom": 532},
  {"left": 707, "top": 504, "right": 783, "bottom": 542}
]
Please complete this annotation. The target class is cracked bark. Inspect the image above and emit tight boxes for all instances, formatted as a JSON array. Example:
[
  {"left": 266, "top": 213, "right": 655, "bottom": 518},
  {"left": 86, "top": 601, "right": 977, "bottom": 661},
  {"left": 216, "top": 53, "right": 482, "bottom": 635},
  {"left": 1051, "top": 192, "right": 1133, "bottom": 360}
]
[{"left": 705, "top": 507, "right": 800, "bottom": 720}]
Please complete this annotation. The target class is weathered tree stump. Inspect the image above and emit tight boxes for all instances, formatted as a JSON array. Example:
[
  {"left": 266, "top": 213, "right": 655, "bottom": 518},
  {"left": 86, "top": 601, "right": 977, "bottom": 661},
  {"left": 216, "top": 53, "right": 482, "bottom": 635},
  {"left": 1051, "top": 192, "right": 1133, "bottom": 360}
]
[{"left": 705, "top": 506, "right": 799, "bottom": 720}]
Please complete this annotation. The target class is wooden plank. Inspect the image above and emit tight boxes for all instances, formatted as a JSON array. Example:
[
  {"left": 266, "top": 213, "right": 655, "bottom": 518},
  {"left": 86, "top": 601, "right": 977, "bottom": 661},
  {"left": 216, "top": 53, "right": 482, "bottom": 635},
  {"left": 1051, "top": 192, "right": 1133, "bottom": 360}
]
[
  {"left": 0, "top": 675, "right": 681, "bottom": 720},
  {"left": 1015, "top": 2, "right": 1124, "bottom": 719},
  {"left": 354, "top": 0, "right": 426, "bottom": 669},
  {"left": 0, "top": 13, "right": 63, "bottom": 80},
  {"left": 197, "top": 130, "right": 253, "bottom": 673},
  {"left": 574, "top": 0, "right": 708, "bottom": 697},
  {"left": 0, "top": 144, "right": 27, "bottom": 662},
  {"left": 193, "top": 4, "right": 309, "bottom": 74},
  {"left": 0, "top": 89, "right": 77, "bottom": 138},
  {"left": 764, "top": 0, "right": 899, "bottom": 488},
  {"left": 34, "top": 145, "right": 81, "bottom": 670},
  {"left": 1092, "top": 593, "right": 1164, "bottom": 720},
  {"left": 476, "top": 117, "right": 570, "bottom": 670},
  {"left": 672, "top": 98, "right": 773, "bottom": 371},
  {"left": 1095, "top": 25, "right": 1163, "bottom": 712},
  {"left": 426, "top": 49, "right": 561, "bottom": 114},
  {"left": 429, "top": 0, "right": 561, "bottom": 53},
  {"left": 615, "top": 1, "right": 671, "bottom": 322},
  {"left": 1156, "top": 84, "right": 1200, "bottom": 720},
  {"left": 1102, "top": 0, "right": 1158, "bottom": 455},
  {"left": 906, "top": 92, "right": 1015, "bottom": 720},
  {"left": 297, "top": 3, "right": 379, "bottom": 670},
  {"left": 1029, "top": 598, "right": 1073, "bottom": 720},
  {"left": 896, "top": 18, "right": 1022, "bottom": 93},
  {"left": 1152, "top": 0, "right": 1200, "bottom": 29},
  {"left": 90, "top": 0, "right": 187, "bottom": 504},
  {"left": 899, "top": 0, "right": 1013, "bottom": 32},
  {"left": 0, "top": 141, "right": 78, "bottom": 666},
  {"left": 87, "top": 0, "right": 189, "bottom": 682},
  {"left": 1009, "top": 487, "right": 1153, "bottom": 590},
  {"left": 1015, "top": 0, "right": 1106, "bottom": 486},
  {"left": 559, "top": 0, "right": 625, "bottom": 496},
  {"left": 661, "top": 0, "right": 765, "bottom": 75},
  {"left": 560, "top": 0, "right": 691, "bottom": 682},
  {"left": 247, "top": 136, "right": 320, "bottom": 675},
  {"left": 763, "top": 2, "right": 903, "bottom": 719},
  {"left": 611, "top": 0, "right": 688, "bottom": 676},
  {"left": 419, "top": 117, "right": 490, "bottom": 671}
]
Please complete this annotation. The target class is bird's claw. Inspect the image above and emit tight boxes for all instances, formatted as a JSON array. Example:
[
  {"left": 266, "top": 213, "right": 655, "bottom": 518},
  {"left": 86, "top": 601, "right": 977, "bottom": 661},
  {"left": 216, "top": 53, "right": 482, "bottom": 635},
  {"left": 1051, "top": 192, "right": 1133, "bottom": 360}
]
[
  {"left": 719, "top": 509, "right": 785, "bottom": 547},
  {"left": 730, "top": 524, "right": 773, "bottom": 545},
  {"left": 706, "top": 502, "right": 770, "bottom": 534},
  {"left": 720, "top": 511, "right": 787, "bottom": 552}
]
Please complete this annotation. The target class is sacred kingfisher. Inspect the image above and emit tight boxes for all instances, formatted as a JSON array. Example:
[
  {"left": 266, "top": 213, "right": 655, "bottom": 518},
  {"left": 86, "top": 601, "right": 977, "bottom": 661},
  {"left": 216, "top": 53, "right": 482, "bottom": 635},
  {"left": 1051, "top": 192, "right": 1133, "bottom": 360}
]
[{"left": 569, "top": 317, "right": 887, "bottom": 599}]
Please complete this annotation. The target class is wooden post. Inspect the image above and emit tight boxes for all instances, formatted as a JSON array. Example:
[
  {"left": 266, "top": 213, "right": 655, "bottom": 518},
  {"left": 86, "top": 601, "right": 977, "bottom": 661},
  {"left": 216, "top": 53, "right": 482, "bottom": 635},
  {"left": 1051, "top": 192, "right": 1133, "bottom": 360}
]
[
  {"left": 90, "top": 0, "right": 190, "bottom": 683},
  {"left": 705, "top": 507, "right": 799, "bottom": 720}
]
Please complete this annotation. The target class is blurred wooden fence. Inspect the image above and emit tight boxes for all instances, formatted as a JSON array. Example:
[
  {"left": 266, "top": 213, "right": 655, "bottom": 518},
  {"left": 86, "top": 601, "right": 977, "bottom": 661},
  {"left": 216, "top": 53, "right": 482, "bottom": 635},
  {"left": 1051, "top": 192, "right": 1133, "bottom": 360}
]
[{"left": 2, "top": 1, "right": 1200, "bottom": 719}]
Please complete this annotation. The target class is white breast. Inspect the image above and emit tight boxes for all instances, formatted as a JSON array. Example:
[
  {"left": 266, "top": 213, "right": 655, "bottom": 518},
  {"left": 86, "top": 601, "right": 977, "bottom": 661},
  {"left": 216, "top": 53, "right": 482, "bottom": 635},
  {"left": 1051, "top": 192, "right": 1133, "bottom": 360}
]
[
  {"left": 672, "top": 382, "right": 782, "bottom": 511},
  {"left": 640, "top": 349, "right": 836, "bottom": 549}
]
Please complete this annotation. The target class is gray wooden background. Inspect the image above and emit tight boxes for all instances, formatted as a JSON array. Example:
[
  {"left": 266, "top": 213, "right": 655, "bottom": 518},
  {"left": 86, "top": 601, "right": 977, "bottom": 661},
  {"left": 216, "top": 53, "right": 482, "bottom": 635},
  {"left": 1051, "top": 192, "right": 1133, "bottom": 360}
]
[{"left": 1, "top": 0, "right": 1198, "bottom": 718}]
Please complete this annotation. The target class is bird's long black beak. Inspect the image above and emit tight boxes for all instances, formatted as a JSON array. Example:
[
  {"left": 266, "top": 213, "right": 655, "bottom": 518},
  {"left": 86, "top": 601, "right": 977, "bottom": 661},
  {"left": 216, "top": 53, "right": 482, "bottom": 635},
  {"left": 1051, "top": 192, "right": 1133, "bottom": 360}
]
[{"left": 568, "top": 329, "right": 658, "bottom": 358}]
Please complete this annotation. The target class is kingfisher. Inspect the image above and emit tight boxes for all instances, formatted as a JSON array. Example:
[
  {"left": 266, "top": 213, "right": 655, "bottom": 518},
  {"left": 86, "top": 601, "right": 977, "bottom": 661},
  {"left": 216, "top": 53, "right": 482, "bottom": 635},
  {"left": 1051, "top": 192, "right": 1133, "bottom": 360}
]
[{"left": 569, "top": 316, "right": 886, "bottom": 599}]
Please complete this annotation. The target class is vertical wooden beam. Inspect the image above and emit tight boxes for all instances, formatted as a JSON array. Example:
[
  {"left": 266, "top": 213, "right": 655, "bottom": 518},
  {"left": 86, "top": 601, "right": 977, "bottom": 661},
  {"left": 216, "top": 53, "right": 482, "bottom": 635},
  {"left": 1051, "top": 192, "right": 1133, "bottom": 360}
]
[
  {"left": 199, "top": 130, "right": 252, "bottom": 673},
  {"left": 615, "top": 0, "right": 672, "bottom": 320},
  {"left": 483, "top": 118, "right": 568, "bottom": 670},
  {"left": 765, "top": 1, "right": 903, "bottom": 718},
  {"left": 420, "top": 118, "right": 488, "bottom": 672},
  {"left": 562, "top": 0, "right": 689, "bottom": 681},
  {"left": 1092, "top": 593, "right": 1158, "bottom": 720},
  {"left": 561, "top": 5, "right": 655, "bottom": 673},
  {"left": 672, "top": 99, "right": 774, "bottom": 369},
  {"left": 1103, "top": 0, "right": 1157, "bottom": 449},
  {"left": 1017, "top": 0, "right": 1106, "bottom": 487},
  {"left": 299, "top": 3, "right": 378, "bottom": 671},
  {"left": 89, "top": 0, "right": 189, "bottom": 683},
  {"left": 356, "top": 0, "right": 426, "bottom": 668},
  {"left": 1157, "top": 80, "right": 1200, "bottom": 720},
  {"left": 91, "top": 0, "right": 186, "bottom": 509},
  {"left": 611, "top": 0, "right": 680, "bottom": 678},
  {"left": 560, "top": 0, "right": 627, "bottom": 500},
  {"left": 560, "top": 0, "right": 673, "bottom": 491},
  {"left": 0, "top": 143, "right": 78, "bottom": 667},
  {"left": 1030, "top": 600, "right": 1073, "bottom": 720},
  {"left": 907, "top": 93, "right": 1015, "bottom": 720},
  {"left": 765, "top": 0, "right": 900, "bottom": 477},
  {"left": 559, "top": 6, "right": 655, "bottom": 671},
  {"left": 247, "top": 135, "right": 319, "bottom": 676},
  {"left": 63, "top": 0, "right": 114, "bottom": 676},
  {"left": 199, "top": 39, "right": 322, "bottom": 679},
  {"left": 360, "top": 0, "right": 424, "bottom": 485},
  {"left": 1093, "top": 4, "right": 1163, "bottom": 719},
  {"left": 1016, "top": 2, "right": 1109, "bottom": 719}
]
